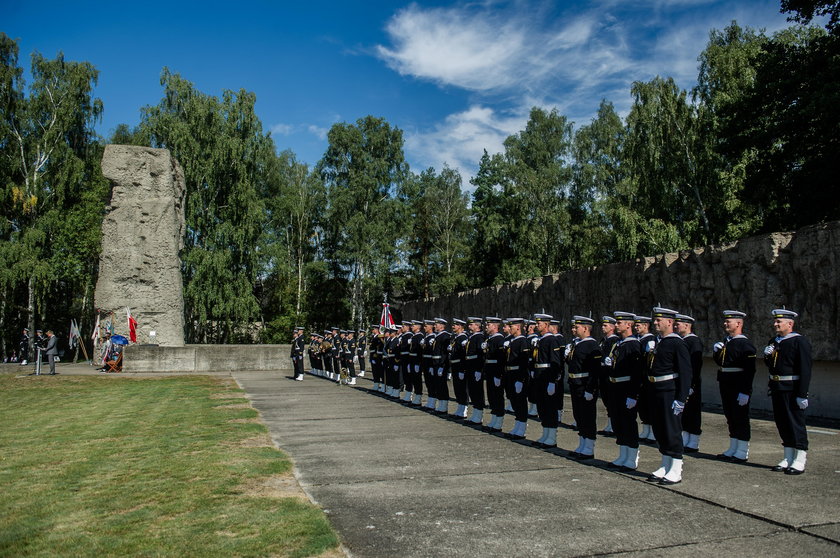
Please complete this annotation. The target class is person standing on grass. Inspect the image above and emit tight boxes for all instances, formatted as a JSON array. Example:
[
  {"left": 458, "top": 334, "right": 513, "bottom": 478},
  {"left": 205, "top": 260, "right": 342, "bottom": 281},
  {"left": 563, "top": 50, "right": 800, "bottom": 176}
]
[{"left": 45, "top": 330, "right": 59, "bottom": 375}]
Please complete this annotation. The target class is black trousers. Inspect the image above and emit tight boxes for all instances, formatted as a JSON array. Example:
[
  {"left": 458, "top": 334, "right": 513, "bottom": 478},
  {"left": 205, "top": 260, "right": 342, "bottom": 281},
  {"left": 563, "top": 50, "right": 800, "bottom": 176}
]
[
  {"left": 435, "top": 367, "right": 450, "bottom": 401},
  {"left": 719, "top": 382, "right": 750, "bottom": 440},
  {"left": 346, "top": 361, "right": 356, "bottom": 378},
  {"left": 527, "top": 370, "right": 540, "bottom": 405},
  {"left": 452, "top": 368, "right": 470, "bottom": 405},
  {"left": 467, "top": 370, "right": 485, "bottom": 410},
  {"left": 293, "top": 357, "right": 304, "bottom": 377},
  {"left": 569, "top": 383, "right": 597, "bottom": 440},
  {"left": 487, "top": 374, "right": 506, "bottom": 417},
  {"left": 682, "top": 382, "right": 702, "bottom": 435},
  {"left": 504, "top": 375, "right": 528, "bottom": 423},
  {"left": 606, "top": 384, "right": 639, "bottom": 448},
  {"left": 411, "top": 362, "right": 423, "bottom": 395},
  {"left": 370, "top": 359, "right": 381, "bottom": 383},
  {"left": 423, "top": 364, "right": 435, "bottom": 398},
  {"left": 637, "top": 388, "right": 652, "bottom": 425},
  {"left": 358, "top": 356, "right": 366, "bottom": 373},
  {"left": 534, "top": 374, "right": 559, "bottom": 428},
  {"left": 647, "top": 387, "right": 683, "bottom": 458},
  {"left": 771, "top": 391, "right": 808, "bottom": 450}
]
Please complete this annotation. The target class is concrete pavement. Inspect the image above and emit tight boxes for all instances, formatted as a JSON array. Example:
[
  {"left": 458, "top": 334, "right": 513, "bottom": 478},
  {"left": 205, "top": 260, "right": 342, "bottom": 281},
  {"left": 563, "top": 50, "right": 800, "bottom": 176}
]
[{"left": 234, "top": 370, "right": 840, "bottom": 558}]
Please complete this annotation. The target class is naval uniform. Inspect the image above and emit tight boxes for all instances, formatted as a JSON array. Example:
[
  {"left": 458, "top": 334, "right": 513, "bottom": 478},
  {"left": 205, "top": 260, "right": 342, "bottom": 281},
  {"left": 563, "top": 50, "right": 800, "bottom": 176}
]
[
  {"left": 637, "top": 332, "right": 656, "bottom": 431},
  {"left": 606, "top": 336, "right": 643, "bottom": 449},
  {"left": 534, "top": 332, "right": 563, "bottom": 428},
  {"left": 504, "top": 334, "right": 530, "bottom": 423},
  {"left": 422, "top": 332, "right": 436, "bottom": 400},
  {"left": 526, "top": 331, "right": 540, "bottom": 408},
  {"left": 432, "top": 329, "right": 452, "bottom": 403},
  {"left": 484, "top": 333, "right": 506, "bottom": 421},
  {"left": 713, "top": 335, "right": 757, "bottom": 442},
  {"left": 410, "top": 331, "right": 424, "bottom": 397},
  {"left": 291, "top": 334, "right": 305, "bottom": 378},
  {"left": 369, "top": 333, "right": 384, "bottom": 385},
  {"left": 466, "top": 330, "right": 486, "bottom": 409},
  {"left": 357, "top": 334, "right": 367, "bottom": 374},
  {"left": 599, "top": 333, "right": 620, "bottom": 424},
  {"left": 553, "top": 332, "right": 567, "bottom": 418},
  {"left": 766, "top": 333, "right": 812, "bottom": 451},
  {"left": 343, "top": 337, "right": 357, "bottom": 378},
  {"left": 566, "top": 337, "right": 602, "bottom": 440},
  {"left": 645, "top": 333, "right": 691, "bottom": 458},
  {"left": 398, "top": 330, "right": 412, "bottom": 391},
  {"left": 450, "top": 331, "right": 470, "bottom": 408},
  {"left": 681, "top": 333, "right": 704, "bottom": 437}
]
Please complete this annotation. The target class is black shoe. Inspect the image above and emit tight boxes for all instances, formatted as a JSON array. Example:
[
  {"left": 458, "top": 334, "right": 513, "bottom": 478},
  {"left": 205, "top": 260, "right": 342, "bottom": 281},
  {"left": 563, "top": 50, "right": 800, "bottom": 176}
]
[
  {"left": 646, "top": 474, "right": 663, "bottom": 482},
  {"left": 730, "top": 456, "right": 748, "bottom": 464},
  {"left": 606, "top": 462, "right": 622, "bottom": 469},
  {"left": 784, "top": 467, "right": 805, "bottom": 475},
  {"left": 508, "top": 434, "right": 526, "bottom": 441},
  {"left": 716, "top": 453, "right": 734, "bottom": 461},
  {"left": 659, "top": 478, "right": 681, "bottom": 485},
  {"left": 770, "top": 465, "right": 789, "bottom": 472},
  {"left": 572, "top": 452, "right": 594, "bottom": 460},
  {"left": 684, "top": 447, "right": 699, "bottom": 454}
]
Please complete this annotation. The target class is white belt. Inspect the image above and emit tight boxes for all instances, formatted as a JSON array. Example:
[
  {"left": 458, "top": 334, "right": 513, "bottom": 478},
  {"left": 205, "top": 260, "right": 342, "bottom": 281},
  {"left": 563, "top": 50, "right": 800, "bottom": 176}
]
[
  {"left": 568, "top": 373, "right": 589, "bottom": 379},
  {"left": 465, "top": 355, "right": 479, "bottom": 360},
  {"left": 609, "top": 376, "right": 631, "bottom": 383},
  {"left": 720, "top": 367, "right": 744, "bottom": 373},
  {"left": 486, "top": 359, "right": 498, "bottom": 364},
  {"left": 450, "top": 359, "right": 461, "bottom": 363},
  {"left": 401, "top": 352, "right": 409, "bottom": 355},
  {"left": 648, "top": 373, "right": 676, "bottom": 382},
  {"left": 505, "top": 366, "right": 519, "bottom": 371},
  {"left": 409, "top": 353, "right": 418, "bottom": 356},
  {"left": 769, "top": 374, "right": 799, "bottom": 381},
  {"left": 534, "top": 363, "right": 550, "bottom": 369},
  {"left": 432, "top": 355, "right": 442, "bottom": 360}
]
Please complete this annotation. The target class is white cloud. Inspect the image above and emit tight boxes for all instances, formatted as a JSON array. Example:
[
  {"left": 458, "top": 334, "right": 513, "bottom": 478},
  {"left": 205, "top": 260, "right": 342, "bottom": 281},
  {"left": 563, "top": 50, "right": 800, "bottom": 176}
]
[
  {"left": 307, "top": 124, "right": 329, "bottom": 140},
  {"left": 270, "top": 123, "right": 294, "bottom": 136}
]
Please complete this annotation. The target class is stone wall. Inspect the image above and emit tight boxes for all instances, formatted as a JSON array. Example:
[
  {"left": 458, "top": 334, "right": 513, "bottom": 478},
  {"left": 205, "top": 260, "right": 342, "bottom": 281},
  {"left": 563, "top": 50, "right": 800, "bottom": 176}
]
[
  {"left": 124, "top": 344, "right": 293, "bottom": 373},
  {"left": 95, "top": 145, "right": 186, "bottom": 346},
  {"left": 400, "top": 221, "right": 840, "bottom": 361}
]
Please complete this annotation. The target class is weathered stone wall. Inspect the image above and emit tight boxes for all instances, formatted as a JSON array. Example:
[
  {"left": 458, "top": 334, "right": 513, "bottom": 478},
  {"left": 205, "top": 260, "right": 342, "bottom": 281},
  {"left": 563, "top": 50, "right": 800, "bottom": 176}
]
[
  {"left": 95, "top": 145, "right": 186, "bottom": 346},
  {"left": 401, "top": 221, "right": 840, "bottom": 361}
]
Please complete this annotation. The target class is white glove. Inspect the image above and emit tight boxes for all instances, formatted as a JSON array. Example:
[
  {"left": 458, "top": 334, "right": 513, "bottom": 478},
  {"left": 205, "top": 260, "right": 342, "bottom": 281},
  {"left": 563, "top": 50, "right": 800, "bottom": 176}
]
[
  {"left": 503, "top": 340, "right": 510, "bottom": 348},
  {"left": 584, "top": 391, "right": 594, "bottom": 401},
  {"left": 796, "top": 397, "right": 809, "bottom": 410},
  {"left": 353, "top": 356, "right": 358, "bottom": 364},
  {"left": 646, "top": 340, "right": 656, "bottom": 353},
  {"left": 688, "top": 388, "right": 694, "bottom": 396},
  {"left": 437, "top": 367, "right": 444, "bottom": 377},
  {"left": 672, "top": 400, "right": 685, "bottom": 415},
  {"left": 713, "top": 341, "right": 724, "bottom": 352},
  {"left": 602, "top": 356, "right": 613, "bottom": 367},
  {"left": 737, "top": 393, "right": 750, "bottom": 406},
  {"left": 414, "top": 365, "right": 420, "bottom": 373},
  {"left": 514, "top": 381, "right": 523, "bottom": 394},
  {"left": 461, "top": 339, "right": 467, "bottom": 346},
  {"left": 493, "top": 377, "right": 501, "bottom": 387},
  {"left": 480, "top": 342, "right": 487, "bottom": 350},
  {"left": 764, "top": 345, "right": 775, "bottom": 356},
  {"left": 564, "top": 344, "right": 572, "bottom": 357},
  {"left": 458, "top": 372, "right": 465, "bottom": 380},
  {"left": 531, "top": 337, "right": 539, "bottom": 347},
  {"left": 393, "top": 365, "right": 398, "bottom": 371},
  {"left": 474, "top": 371, "right": 482, "bottom": 382},
  {"left": 626, "top": 398, "right": 637, "bottom": 409},
  {"left": 547, "top": 382, "right": 556, "bottom": 396},
  {"left": 364, "top": 351, "right": 368, "bottom": 358}
]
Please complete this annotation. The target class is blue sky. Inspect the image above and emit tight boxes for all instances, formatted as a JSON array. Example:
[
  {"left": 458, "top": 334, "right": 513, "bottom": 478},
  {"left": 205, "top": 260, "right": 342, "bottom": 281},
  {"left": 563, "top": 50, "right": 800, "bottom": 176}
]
[{"left": 4, "top": 0, "right": 797, "bottom": 183}]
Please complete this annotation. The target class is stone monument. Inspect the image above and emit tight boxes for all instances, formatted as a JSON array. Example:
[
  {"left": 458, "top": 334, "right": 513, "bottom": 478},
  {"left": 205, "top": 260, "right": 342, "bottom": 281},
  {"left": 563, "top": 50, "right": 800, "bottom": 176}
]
[{"left": 95, "top": 145, "right": 186, "bottom": 346}]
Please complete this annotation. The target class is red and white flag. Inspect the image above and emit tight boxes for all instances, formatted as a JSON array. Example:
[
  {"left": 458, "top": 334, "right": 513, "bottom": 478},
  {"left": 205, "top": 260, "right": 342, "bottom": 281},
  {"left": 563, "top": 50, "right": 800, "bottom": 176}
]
[
  {"left": 127, "top": 307, "right": 138, "bottom": 343},
  {"left": 91, "top": 314, "right": 100, "bottom": 342},
  {"left": 379, "top": 301, "right": 394, "bottom": 329}
]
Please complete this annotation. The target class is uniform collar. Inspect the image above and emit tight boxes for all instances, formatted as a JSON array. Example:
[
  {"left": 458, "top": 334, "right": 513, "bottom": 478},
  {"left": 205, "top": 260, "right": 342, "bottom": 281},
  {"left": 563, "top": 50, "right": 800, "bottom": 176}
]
[{"left": 776, "top": 332, "right": 801, "bottom": 342}]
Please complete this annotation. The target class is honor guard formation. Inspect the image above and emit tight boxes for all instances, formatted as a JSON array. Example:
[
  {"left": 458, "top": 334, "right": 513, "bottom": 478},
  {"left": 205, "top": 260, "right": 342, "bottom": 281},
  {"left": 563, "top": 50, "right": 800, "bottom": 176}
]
[{"left": 291, "top": 307, "right": 813, "bottom": 484}]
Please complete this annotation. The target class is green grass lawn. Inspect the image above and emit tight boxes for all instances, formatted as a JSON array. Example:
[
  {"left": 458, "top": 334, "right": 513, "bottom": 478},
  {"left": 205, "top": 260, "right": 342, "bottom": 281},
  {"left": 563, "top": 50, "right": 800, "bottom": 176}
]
[{"left": 0, "top": 374, "right": 339, "bottom": 557}]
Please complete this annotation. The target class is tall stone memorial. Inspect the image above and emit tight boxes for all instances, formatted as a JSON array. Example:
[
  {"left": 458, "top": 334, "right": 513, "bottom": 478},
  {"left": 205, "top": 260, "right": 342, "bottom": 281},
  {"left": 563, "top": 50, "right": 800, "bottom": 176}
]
[{"left": 95, "top": 145, "right": 186, "bottom": 346}]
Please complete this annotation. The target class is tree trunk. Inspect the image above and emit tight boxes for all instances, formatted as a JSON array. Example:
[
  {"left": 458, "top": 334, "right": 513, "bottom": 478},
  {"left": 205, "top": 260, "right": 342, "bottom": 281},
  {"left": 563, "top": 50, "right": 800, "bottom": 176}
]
[{"left": 27, "top": 275, "right": 35, "bottom": 353}]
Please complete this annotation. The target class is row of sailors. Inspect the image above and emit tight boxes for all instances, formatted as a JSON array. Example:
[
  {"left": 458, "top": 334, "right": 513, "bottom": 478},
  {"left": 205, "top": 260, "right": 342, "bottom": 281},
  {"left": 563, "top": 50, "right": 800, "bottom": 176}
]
[
  {"left": 295, "top": 308, "right": 812, "bottom": 484},
  {"left": 293, "top": 327, "right": 368, "bottom": 384}
]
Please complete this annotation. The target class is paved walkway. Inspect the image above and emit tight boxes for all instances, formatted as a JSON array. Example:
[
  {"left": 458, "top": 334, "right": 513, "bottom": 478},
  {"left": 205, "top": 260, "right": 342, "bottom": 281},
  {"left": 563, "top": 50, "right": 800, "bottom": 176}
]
[{"left": 234, "top": 369, "right": 840, "bottom": 558}]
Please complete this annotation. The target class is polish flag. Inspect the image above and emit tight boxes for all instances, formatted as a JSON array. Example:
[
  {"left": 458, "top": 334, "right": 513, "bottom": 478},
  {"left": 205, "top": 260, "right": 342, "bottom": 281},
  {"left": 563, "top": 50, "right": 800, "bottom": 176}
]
[{"left": 127, "top": 307, "right": 138, "bottom": 343}]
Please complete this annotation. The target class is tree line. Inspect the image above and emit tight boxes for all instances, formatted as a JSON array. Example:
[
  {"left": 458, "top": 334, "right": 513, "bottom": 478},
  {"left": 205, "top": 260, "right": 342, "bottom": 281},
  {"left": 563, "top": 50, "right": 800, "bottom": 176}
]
[{"left": 1, "top": 2, "right": 838, "bottom": 353}]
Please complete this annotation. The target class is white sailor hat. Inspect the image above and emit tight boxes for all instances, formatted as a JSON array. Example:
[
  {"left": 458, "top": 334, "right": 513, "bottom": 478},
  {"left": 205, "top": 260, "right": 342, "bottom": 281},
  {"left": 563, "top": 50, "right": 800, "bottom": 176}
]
[
  {"left": 534, "top": 314, "right": 553, "bottom": 322},
  {"left": 572, "top": 315, "right": 595, "bottom": 325},
  {"left": 467, "top": 316, "right": 483, "bottom": 324},
  {"left": 633, "top": 315, "right": 652, "bottom": 323},
  {"left": 423, "top": 319, "right": 435, "bottom": 325},
  {"left": 652, "top": 307, "right": 679, "bottom": 319},
  {"left": 613, "top": 311, "right": 635, "bottom": 321},
  {"left": 505, "top": 317, "right": 524, "bottom": 325},
  {"left": 412, "top": 320, "right": 423, "bottom": 325},
  {"left": 294, "top": 326, "right": 304, "bottom": 331},
  {"left": 722, "top": 310, "right": 747, "bottom": 319},
  {"left": 771, "top": 308, "right": 798, "bottom": 319},
  {"left": 452, "top": 318, "right": 466, "bottom": 326},
  {"left": 675, "top": 313, "right": 695, "bottom": 324},
  {"left": 434, "top": 317, "right": 448, "bottom": 324},
  {"left": 484, "top": 316, "right": 502, "bottom": 323},
  {"left": 601, "top": 315, "right": 617, "bottom": 324}
]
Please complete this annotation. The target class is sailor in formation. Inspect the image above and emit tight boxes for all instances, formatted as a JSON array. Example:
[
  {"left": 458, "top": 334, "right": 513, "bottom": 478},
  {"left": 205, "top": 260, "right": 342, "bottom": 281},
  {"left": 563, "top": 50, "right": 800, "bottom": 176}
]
[{"left": 293, "top": 303, "right": 817, "bottom": 481}]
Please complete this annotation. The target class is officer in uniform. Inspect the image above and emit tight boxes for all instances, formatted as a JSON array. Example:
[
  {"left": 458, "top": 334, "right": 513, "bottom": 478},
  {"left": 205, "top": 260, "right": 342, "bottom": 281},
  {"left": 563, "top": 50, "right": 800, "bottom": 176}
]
[
  {"left": 369, "top": 325, "right": 383, "bottom": 390},
  {"left": 465, "top": 317, "right": 486, "bottom": 424},
  {"left": 603, "top": 312, "right": 643, "bottom": 470},
  {"left": 526, "top": 320, "right": 540, "bottom": 417},
  {"left": 634, "top": 315, "right": 657, "bottom": 443},
  {"left": 322, "top": 330, "right": 334, "bottom": 380},
  {"left": 765, "top": 308, "right": 812, "bottom": 475},
  {"left": 344, "top": 330, "right": 357, "bottom": 385},
  {"left": 566, "top": 316, "right": 602, "bottom": 459},
  {"left": 380, "top": 326, "right": 393, "bottom": 392},
  {"left": 502, "top": 318, "right": 529, "bottom": 439},
  {"left": 645, "top": 307, "right": 691, "bottom": 485},
  {"left": 331, "top": 327, "right": 342, "bottom": 383},
  {"left": 290, "top": 327, "right": 305, "bottom": 381},
  {"left": 409, "top": 321, "right": 425, "bottom": 405},
  {"left": 676, "top": 314, "right": 703, "bottom": 452},
  {"left": 483, "top": 317, "right": 506, "bottom": 432},
  {"left": 398, "top": 322, "right": 413, "bottom": 401},
  {"left": 531, "top": 314, "right": 563, "bottom": 448},
  {"left": 713, "top": 310, "right": 757, "bottom": 463},
  {"left": 307, "top": 333, "right": 317, "bottom": 376},
  {"left": 356, "top": 329, "right": 367, "bottom": 377},
  {"left": 431, "top": 318, "right": 451, "bottom": 414},
  {"left": 386, "top": 325, "right": 402, "bottom": 397},
  {"left": 19, "top": 328, "right": 30, "bottom": 366},
  {"left": 550, "top": 319, "right": 567, "bottom": 425},
  {"left": 450, "top": 318, "right": 470, "bottom": 418},
  {"left": 599, "top": 316, "right": 620, "bottom": 435},
  {"left": 422, "top": 320, "right": 437, "bottom": 409}
]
